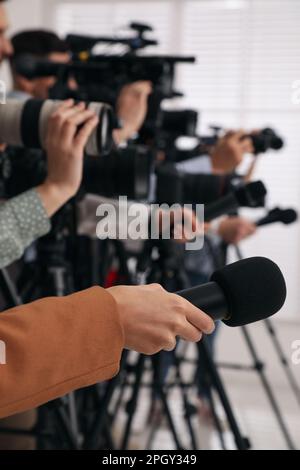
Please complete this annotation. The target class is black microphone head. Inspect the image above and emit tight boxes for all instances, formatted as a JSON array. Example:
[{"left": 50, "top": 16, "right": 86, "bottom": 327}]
[
  {"left": 272, "top": 136, "right": 284, "bottom": 150},
  {"left": 281, "top": 209, "right": 298, "bottom": 225},
  {"left": 210, "top": 257, "right": 287, "bottom": 327},
  {"left": 235, "top": 181, "right": 267, "bottom": 208}
]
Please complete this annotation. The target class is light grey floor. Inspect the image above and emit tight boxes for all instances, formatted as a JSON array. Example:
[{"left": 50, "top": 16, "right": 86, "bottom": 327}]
[{"left": 113, "top": 320, "right": 300, "bottom": 450}]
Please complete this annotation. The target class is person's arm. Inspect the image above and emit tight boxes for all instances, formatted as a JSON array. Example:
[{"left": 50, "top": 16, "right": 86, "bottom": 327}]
[
  {"left": 0, "top": 100, "right": 99, "bottom": 269},
  {"left": 0, "top": 188, "right": 50, "bottom": 269},
  {"left": 216, "top": 216, "right": 257, "bottom": 244},
  {"left": 0, "top": 286, "right": 123, "bottom": 418},
  {"left": 0, "top": 284, "right": 214, "bottom": 419}
]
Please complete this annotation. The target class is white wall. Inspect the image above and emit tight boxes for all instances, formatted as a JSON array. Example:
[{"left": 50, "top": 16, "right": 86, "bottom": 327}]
[{"left": 6, "top": 0, "right": 43, "bottom": 33}]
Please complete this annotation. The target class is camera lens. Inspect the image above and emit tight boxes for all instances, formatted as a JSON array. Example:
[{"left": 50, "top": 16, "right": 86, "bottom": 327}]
[{"left": 0, "top": 99, "right": 115, "bottom": 157}]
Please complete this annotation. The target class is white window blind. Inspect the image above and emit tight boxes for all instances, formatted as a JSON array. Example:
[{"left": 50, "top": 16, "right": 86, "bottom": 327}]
[
  {"left": 51, "top": 0, "right": 300, "bottom": 320},
  {"left": 55, "top": 1, "right": 174, "bottom": 54}
]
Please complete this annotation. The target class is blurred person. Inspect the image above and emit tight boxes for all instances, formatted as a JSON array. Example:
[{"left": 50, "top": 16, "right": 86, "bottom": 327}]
[
  {"left": 0, "top": 280, "right": 214, "bottom": 419},
  {"left": 9, "top": 28, "right": 152, "bottom": 144},
  {"left": 9, "top": 29, "right": 76, "bottom": 100}
]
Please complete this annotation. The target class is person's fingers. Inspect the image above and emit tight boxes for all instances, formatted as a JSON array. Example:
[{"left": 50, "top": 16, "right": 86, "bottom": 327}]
[
  {"left": 64, "top": 108, "right": 96, "bottom": 129},
  {"left": 149, "top": 283, "right": 165, "bottom": 291},
  {"left": 235, "top": 221, "right": 256, "bottom": 241},
  {"left": 173, "top": 295, "right": 215, "bottom": 335},
  {"left": 61, "top": 109, "right": 97, "bottom": 143},
  {"left": 74, "top": 116, "right": 99, "bottom": 149},
  {"left": 224, "top": 130, "right": 235, "bottom": 139},
  {"left": 187, "top": 307, "right": 215, "bottom": 335},
  {"left": 48, "top": 102, "right": 85, "bottom": 140},
  {"left": 240, "top": 137, "right": 254, "bottom": 153},
  {"left": 51, "top": 101, "right": 82, "bottom": 121},
  {"left": 235, "top": 129, "right": 246, "bottom": 139},
  {"left": 54, "top": 99, "right": 75, "bottom": 112},
  {"left": 163, "top": 335, "right": 177, "bottom": 352},
  {"left": 47, "top": 100, "right": 75, "bottom": 134},
  {"left": 176, "top": 319, "right": 203, "bottom": 343},
  {"left": 172, "top": 207, "right": 203, "bottom": 243},
  {"left": 57, "top": 102, "right": 86, "bottom": 121}
]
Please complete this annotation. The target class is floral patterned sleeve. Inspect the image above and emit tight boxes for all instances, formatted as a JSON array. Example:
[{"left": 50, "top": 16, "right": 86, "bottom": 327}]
[{"left": 0, "top": 189, "right": 51, "bottom": 269}]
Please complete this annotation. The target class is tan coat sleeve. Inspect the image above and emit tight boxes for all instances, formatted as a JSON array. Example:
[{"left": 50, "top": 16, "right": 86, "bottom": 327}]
[{"left": 0, "top": 286, "right": 124, "bottom": 418}]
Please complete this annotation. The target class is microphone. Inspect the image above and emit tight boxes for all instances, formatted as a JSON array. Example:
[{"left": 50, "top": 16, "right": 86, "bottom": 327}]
[
  {"left": 177, "top": 257, "right": 286, "bottom": 327},
  {"left": 204, "top": 181, "right": 267, "bottom": 222},
  {"left": 256, "top": 207, "right": 298, "bottom": 227}
]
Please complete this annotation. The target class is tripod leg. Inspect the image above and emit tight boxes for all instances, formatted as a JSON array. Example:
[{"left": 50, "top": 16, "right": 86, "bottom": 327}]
[
  {"left": 171, "top": 351, "right": 199, "bottom": 449},
  {"left": 67, "top": 392, "right": 81, "bottom": 447},
  {"left": 205, "top": 386, "right": 227, "bottom": 450},
  {"left": 84, "top": 376, "right": 120, "bottom": 449},
  {"left": 241, "top": 326, "right": 296, "bottom": 450},
  {"left": 197, "top": 338, "right": 250, "bottom": 450},
  {"left": 149, "top": 353, "right": 187, "bottom": 450},
  {"left": 120, "top": 355, "right": 146, "bottom": 449},
  {"left": 154, "top": 383, "right": 185, "bottom": 450}
]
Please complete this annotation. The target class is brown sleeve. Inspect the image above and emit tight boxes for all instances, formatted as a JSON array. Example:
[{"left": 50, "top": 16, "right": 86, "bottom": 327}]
[{"left": 0, "top": 286, "right": 124, "bottom": 418}]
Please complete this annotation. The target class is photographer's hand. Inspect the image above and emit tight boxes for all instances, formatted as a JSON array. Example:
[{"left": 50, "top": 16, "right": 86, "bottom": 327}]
[
  {"left": 36, "top": 100, "right": 99, "bottom": 216},
  {"left": 218, "top": 216, "right": 256, "bottom": 244},
  {"left": 211, "top": 130, "right": 254, "bottom": 174},
  {"left": 156, "top": 206, "right": 204, "bottom": 244},
  {"left": 108, "top": 283, "right": 215, "bottom": 354}
]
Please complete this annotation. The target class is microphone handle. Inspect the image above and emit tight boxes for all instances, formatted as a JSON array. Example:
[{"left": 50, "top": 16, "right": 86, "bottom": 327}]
[
  {"left": 255, "top": 213, "right": 280, "bottom": 227},
  {"left": 204, "top": 193, "right": 238, "bottom": 222},
  {"left": 177, "top": 281, "right": 228, "bottom": 322}
]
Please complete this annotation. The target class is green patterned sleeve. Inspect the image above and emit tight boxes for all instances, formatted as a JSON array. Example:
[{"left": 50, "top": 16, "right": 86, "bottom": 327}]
[{"left": 0, "top": 189, "right": 51, "bottom": 269}]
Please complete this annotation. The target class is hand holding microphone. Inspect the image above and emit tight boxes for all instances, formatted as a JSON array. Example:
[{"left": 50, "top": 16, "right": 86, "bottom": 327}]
[
  {"left": 108, "top": 257, "right": 286, "bottom": 356},
  {"left": 220, "top": 205, "right": 297, "bottom": 238},
  {"left": 255, "top": 207, "right": 298, "bottom": 227},
  {"left": 209, "top": 207, "right": 297, "bottom": 245},
  {"left": 177, "top": 256, "right": 286, "bottom": 327}
]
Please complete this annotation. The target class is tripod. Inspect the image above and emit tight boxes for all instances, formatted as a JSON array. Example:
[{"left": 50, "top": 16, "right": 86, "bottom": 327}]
[
  {"left": 117, "top": 238, "right": 250, "bottom": 450},
  {"left": 216, "top": 244, "right": 298, "bottom": 450}
]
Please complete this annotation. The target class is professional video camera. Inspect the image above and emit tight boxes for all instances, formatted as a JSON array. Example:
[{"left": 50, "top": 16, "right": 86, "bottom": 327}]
[
  {"left": 194, "top": 126, "right": 284, "bottom": 159},
  {"left": 0, "top": 142, "right": 153, "bottom": 201},
  {"left": 155, "top": 162, "right": 266, "bottom": 212},
  {"left": 66, "top": 22, "right": 159, "bottom": 54},
  {"left": 5, "top": 23, "right": 281, "bottom": 209},
  {"left": 14, "top": 22, "right": 196, "bottom": 138},
  {"left": 152, "top": 113, "right": 284, "bottom": 163},
  {"left": 156, "top": 109, "right": 199, "bottom": 156}
]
